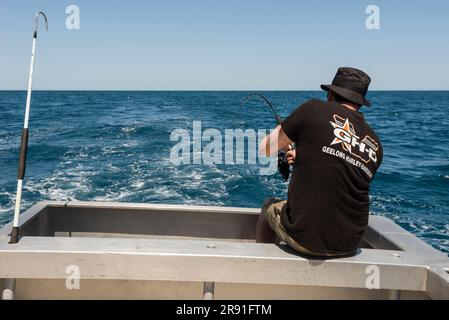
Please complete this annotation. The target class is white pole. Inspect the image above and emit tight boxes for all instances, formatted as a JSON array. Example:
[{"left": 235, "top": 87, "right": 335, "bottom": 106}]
[
  {"left": 4, "top": 11, "right": 48, "bottom": 302},
  {"left": 1, "top": 279, "right": 16, "bottom": 300},
  {"left": 9, "top": 11, "right": 48, "bottom": 245},
  {"left": 11, "top": 38, "right": 35, "bottom": 231},
  {"left": 23, "top": 37, "right": 37, "bottom": 130}
]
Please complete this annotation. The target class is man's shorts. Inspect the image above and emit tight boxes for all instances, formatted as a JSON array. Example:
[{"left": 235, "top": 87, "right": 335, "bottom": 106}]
[{"left": 261, "top": 198, "right": 351, "bottom": 257}]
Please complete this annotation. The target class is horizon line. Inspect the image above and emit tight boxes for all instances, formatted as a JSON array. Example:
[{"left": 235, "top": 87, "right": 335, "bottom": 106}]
[{"left": 1, "top": 89, "right": 449, "bottom": 92}]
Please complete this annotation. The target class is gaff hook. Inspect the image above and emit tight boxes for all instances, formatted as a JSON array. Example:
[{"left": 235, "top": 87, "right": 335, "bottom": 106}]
[
  {"left": 9, "top": 10, "right": 49, "bottom": 246},
  {"left": 34, "top": 11, "right": 48, "bottom": 36}
]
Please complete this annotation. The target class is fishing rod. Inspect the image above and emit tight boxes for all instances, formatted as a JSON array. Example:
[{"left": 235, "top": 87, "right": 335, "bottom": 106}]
[
  {"left": 242, "top": 93, "right": 283, "bottom": 125},
  {"left": 241, "top": 93, "right": 292, "bottom": 181},
  {"left": 9, "top": 11, "right": 48, "bottom": 245}
]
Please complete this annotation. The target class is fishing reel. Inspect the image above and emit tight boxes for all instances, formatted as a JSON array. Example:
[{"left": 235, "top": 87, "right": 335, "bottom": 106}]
[{"left": 277, "top": 150, "right": 291, "bottom": 182}]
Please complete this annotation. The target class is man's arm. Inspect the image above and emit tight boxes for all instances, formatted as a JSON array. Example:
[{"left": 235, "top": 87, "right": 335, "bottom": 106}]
[{"left": 259, "top": 125, "right": 293, "bottom": 157}]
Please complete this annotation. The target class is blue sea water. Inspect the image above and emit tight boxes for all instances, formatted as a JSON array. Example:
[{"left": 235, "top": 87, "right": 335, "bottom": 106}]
[{"left": 0, "top": 91, "right": 448, "bottom": 254}]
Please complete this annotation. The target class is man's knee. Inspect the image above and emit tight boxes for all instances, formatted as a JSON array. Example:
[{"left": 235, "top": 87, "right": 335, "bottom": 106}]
[{"left": 261, "top": 197, "right": 282, "bottom": 215}]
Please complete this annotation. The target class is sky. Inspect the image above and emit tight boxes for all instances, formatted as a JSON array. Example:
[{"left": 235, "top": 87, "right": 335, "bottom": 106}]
[{"left": 0, "top": 0, "right": 448, "bottom": 90}]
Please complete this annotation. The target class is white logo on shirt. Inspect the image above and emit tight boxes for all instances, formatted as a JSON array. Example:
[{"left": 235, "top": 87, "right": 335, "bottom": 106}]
[{"left": 330, "top": 115, "right": 379, "bottom": 164}]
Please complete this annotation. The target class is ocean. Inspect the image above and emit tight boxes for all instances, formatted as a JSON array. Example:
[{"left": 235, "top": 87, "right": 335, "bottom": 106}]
[{"left": 0, "top": 91, "right": 448, "bottom": 254}]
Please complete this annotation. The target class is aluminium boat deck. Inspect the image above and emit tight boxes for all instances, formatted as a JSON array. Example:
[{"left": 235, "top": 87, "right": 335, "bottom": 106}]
[{"left": 0, "top": 201, "right": 448, "bottom": 299}]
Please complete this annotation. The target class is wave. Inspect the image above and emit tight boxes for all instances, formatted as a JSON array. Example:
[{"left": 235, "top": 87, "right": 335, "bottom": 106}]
[{"left": 1, "top": 91, "right": 448, "bottom": 254}]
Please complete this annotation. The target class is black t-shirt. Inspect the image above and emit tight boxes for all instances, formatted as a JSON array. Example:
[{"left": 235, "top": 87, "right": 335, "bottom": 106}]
[{"left": 280, "top": 99, "right": 383, "bottom": 255}]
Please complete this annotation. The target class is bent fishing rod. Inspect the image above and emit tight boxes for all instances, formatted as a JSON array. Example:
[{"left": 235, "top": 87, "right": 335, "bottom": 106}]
[
  {"left": 9, "top": 11, "right": 48, "bottom": 244},
  {"left": 241, "top": 93, "right": 293, "bottom": 181},
  {"left": 242, "top": 93, "right": 283, "bottom": 125}
]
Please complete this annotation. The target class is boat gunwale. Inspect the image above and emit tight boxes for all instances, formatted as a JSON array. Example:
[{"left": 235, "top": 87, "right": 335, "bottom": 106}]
[{"left": 0, "top": 201, "right": 448, "bottom": 299}]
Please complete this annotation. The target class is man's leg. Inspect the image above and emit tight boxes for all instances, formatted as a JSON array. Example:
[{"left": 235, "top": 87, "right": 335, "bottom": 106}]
[
  {"left": 256, "top": 213, "right": 276, "bottom": 243},
  {"left": 256, "top": 198, "right": 283, "bottom": 243}
]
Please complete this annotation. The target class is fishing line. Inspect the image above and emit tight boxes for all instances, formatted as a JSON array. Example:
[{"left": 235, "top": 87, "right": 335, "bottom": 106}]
[
  {"left": 241, "top": 93, "right": 283, "bottom": 125},
  {"left": 241, "top": 93, "right": 292, "bottom": 181}
]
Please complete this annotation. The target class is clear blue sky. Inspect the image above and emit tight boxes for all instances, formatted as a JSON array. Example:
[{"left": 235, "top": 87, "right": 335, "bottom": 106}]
[{"left": 1, "top": 0, "right": 448, "bottom": 90}]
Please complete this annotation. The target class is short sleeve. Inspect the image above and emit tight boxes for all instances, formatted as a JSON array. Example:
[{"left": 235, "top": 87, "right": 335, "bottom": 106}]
[
  {"left": 375, "top": 139, "right": 384, "bottom": 171},
  {"left": 281, "top": 100, "right": 316, "bottom": 142}
]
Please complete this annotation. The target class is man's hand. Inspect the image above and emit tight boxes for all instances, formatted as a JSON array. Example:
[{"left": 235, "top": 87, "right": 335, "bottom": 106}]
[
  {"left": 259, "top": 125, "right": 293, "bottom": 157},
  {"left": 287, "top": 148, "right": 296, "bottom": 166}
]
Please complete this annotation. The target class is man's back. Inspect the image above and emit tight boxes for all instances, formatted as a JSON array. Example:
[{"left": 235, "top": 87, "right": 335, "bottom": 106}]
[{"left": 280, "top": 99, "right": 383, "bottom": 255}]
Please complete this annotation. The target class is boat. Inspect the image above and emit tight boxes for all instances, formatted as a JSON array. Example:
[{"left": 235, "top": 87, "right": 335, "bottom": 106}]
[{"left": 1, "top": 200, "right": 448, "bottom": 300}]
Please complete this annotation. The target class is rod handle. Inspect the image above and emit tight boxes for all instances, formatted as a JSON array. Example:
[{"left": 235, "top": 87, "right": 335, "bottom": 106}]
[{"left": 17, "top": 128, "right": 29, "bottom": 180}]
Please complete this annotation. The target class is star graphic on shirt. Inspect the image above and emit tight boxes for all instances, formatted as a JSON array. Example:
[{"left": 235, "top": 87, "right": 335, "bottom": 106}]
[{"left": 330, "top": 118, "right": 355, "bottom": 153}]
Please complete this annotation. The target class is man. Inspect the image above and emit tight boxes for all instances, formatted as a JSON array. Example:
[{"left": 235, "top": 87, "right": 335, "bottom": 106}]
[{"left": 257, "top": 67, "right": 383, "bottom": 257}]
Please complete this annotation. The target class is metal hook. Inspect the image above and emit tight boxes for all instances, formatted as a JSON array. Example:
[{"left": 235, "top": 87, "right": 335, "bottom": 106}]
[{"left": 34, "top": 11, "right": 48, "bottom": 33}]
